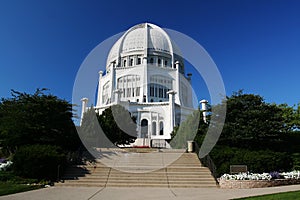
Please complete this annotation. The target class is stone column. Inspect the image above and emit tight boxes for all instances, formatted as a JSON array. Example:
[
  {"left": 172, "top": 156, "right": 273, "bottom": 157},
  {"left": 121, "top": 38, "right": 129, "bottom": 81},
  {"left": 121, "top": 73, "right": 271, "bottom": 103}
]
[
  {"left": 167, "top": 90, "right": 177, "bottom": 132},
  {"left": 114, "top": 89, "right": 122, "bottom": 104},
  {"left": 149, "top": 112, "right": 152, "bottom": 139},
  {"left": 137, "top": 109, "right": 141, "bottom": 138},
  {"left": 109, "top": 62, "right": 115, "bottom": 103},
  {"left": 80, "top": 98, "right": 88, "bottom": 125},
  {"left": 156, "top": 112, "right": 159, "bottom": 136},
  {"left": 97, "top": 70, "right": 103, "bottom": 107},
  {"left": 142, "top": 57, "right": 148, "bottom": 103},
  {"left": 175, "top": 61, "right": 180, "bottom": 105}
]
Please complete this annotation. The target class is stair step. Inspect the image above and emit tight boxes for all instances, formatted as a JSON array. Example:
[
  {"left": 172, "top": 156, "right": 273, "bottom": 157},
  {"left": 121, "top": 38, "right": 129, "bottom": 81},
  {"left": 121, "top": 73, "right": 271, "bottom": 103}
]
[{"left": 57, "top": 152, "right": 217, "bottom": 188}]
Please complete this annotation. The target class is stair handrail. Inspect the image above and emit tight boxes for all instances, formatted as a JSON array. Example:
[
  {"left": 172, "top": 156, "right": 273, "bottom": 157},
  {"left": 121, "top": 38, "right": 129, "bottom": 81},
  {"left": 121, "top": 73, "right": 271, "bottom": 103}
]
[{"left": 194, "top": 142, "right": 218, "bottom": 183}]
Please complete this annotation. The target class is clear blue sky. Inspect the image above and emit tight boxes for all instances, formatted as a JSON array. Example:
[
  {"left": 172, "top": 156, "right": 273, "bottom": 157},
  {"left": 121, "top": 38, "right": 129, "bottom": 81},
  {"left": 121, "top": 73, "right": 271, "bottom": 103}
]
[{"left": 1, "top": 0, "right": 300, "bottom": 107}]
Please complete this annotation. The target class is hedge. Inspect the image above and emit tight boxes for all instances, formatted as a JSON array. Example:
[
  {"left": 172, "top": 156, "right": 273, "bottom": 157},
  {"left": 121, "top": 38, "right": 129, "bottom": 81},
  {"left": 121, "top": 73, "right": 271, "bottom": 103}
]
[{"left": 12, "top": 145, "right": 65, "bottom": 180}]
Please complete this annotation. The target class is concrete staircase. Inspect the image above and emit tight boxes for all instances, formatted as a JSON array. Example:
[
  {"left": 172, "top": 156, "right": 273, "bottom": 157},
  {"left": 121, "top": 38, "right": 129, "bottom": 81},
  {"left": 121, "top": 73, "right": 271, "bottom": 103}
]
[{"left": 56, "top": 151, "right": 217, "bottom": 188}]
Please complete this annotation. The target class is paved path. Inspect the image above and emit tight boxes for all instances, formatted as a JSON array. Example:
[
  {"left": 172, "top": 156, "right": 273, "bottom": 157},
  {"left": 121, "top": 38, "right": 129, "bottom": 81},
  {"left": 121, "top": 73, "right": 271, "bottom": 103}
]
[{"left": 0, "top": 185, "right": 299, "bottom": 200}]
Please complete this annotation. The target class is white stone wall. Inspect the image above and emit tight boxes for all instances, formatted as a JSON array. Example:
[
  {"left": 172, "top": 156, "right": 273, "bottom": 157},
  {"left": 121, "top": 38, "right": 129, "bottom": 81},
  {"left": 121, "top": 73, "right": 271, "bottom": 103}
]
[{"left": 82, "top": 23, "right": 197, "bottom": 143}]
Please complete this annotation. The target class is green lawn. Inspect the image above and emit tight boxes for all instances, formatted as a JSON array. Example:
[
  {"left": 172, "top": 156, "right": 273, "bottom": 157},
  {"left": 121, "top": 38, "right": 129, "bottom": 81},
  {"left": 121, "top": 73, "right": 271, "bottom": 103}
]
[
  {"left": 0, "top": 182, "right": 42, "bottom": 196},
  {"left": 234, "top": 190, "right": 300, "bottom": 200}
]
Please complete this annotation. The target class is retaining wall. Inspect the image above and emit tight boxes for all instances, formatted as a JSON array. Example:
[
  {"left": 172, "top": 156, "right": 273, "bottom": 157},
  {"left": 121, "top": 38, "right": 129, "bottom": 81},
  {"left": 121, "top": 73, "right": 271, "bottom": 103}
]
[{"left": 218, "top": 179, "right": 300, "bottom": 189}]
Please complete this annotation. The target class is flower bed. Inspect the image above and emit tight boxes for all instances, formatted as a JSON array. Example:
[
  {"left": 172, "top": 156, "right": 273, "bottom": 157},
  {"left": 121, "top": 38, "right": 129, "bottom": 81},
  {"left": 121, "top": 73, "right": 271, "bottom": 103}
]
[
  {"left": 220, "top": 173, "right": 272, "bottom": 181},
  {"left": 219, "top": 171, "right": 300, "bottom": 189}
]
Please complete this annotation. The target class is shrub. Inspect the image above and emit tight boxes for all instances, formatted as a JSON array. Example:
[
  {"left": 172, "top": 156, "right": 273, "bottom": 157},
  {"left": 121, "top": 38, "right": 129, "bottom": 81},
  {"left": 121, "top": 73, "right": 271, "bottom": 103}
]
[
  {"left": 292, "top": 153, "right": 300, "bottom": 170},
  {"left": 210, "top": 146, "right": 293, "bottom": 177},
  {"left": 12, "top": 145, "right": 65, "bottom": 180},
  {"left": 0, "top": 171, "right": 17, "bottom": 182}
]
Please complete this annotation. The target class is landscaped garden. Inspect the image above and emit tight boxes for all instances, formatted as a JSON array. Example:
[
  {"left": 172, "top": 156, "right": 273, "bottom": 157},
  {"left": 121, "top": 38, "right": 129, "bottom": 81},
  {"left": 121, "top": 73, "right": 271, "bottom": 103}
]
[
  {"left": 0, "top": 89, "right": 299, "bottom": 196},
  {"left": 184, "top": 91, "right": 300, "bottom": 188}
]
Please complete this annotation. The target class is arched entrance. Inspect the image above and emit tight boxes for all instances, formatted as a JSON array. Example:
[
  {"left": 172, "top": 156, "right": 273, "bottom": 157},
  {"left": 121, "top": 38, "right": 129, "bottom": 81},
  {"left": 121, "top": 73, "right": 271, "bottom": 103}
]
[
  {"left": 141, "top": 119, "right": 148, "bottom": 138},
  {"left": 159, "top": 121, "right": 164, "bottom": 135}
]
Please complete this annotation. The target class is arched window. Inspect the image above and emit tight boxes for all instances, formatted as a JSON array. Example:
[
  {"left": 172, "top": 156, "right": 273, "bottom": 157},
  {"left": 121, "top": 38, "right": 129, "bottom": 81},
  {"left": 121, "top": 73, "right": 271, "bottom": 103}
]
[
  {"left": 129, "top": 58, "right": 133, "bottom": 66},
  {"left": 150, "top": 58, "right": 154, "bottom": 64},
  {"left": 150, "top": 85, "right": 154, "bottom": 97},
  {"left": 141, "top": 119, "right": 148, "bottom": 138},
  {"left": 137, "top": 57, "right": 141, "bottom": 65},
  {"left": 117, "top": 75, "right": 141, "bottom": 98},
  {"left": 152, "top": 122, "right": 156, "bottom": 135},
  {"left": 159, "top": 87, "right": 163, "bottom": 98},
  {"left": 158, "top": 58, "right": 161, "bottom": 66},
  {"left": 159, "top": 121, "right": 164, "bottom": 135},
  {"left": 164, "top": 88, "right": 168, "bottom": 98},
  {"left": 102, "top": 81, "right": 110, "bottom": 104}
]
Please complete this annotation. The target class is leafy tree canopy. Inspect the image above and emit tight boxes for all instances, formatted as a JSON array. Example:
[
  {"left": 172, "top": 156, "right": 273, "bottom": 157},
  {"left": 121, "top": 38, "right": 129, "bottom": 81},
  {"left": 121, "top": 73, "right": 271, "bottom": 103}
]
[
  {"left": 278, "top": 103, "right": 300, "bottom": 131},
  {"left": 80, "top": 105, "right": 137, "bottom": 147},
  {"left": 215, "top": 90, "right": 287, "bottom": 143},
  {"left": 0, "top": 89, "right": 80, "bottom": 153}
]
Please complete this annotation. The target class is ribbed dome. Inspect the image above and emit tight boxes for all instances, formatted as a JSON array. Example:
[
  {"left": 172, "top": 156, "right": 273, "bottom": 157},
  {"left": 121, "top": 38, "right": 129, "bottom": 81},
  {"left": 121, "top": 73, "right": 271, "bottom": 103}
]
[{"left": 106, "top": 23, "right": 182, "bottom": 68}]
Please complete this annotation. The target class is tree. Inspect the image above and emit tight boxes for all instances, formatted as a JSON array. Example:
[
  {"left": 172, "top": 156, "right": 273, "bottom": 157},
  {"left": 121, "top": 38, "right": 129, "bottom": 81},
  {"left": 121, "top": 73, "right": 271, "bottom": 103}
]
[
  {"left": 80, "top": 105, "right": 137, "bottom": 147},
  {"left": 98, "top": 105, "right": 137, "bottom": 146},
  {"left": 170, "top": 110, "right": 201, "bottom": 148},
  {"left": 79, "top": 106, "right": 102, "bottom": 148},
  {"left": 0, "top": 89, "right": 80, "bottom": 154},
  {"left": 296, "top": 103, "right": 300, "bottom": 130},
  {"left": 214, "top": 91, "right": 286, "bottom": 147},
  {"left": 193, "top": 91, "right": 300, "bottom": 174},
  {"left": 279, "top": 103, "right": 300, "bottom": 131}
]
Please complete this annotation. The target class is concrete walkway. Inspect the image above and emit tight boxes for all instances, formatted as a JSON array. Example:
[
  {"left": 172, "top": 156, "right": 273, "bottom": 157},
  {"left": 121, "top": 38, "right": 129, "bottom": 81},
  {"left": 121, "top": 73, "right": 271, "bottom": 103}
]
[{"left": 0, "top": 185, "right": 299, "bottom": 200}]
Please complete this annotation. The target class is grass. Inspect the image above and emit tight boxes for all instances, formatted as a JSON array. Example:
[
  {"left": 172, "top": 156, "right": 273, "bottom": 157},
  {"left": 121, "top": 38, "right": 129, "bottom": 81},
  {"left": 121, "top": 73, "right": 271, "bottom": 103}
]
[
  {"left": 234, "top": 190, "right": 300, "bottom": 200},
  {"left": 0, "top": 171, "right": 43, "bottom": 196},
  {"left": 0, "top": 182, "right": 42, "bottom": 196}
]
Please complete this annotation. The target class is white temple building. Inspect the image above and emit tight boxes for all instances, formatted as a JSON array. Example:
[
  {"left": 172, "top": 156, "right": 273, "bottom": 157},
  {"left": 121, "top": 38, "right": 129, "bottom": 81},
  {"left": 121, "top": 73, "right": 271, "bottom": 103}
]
[{"left": 81, "top": 23, "right": 201, "bottom": 147}]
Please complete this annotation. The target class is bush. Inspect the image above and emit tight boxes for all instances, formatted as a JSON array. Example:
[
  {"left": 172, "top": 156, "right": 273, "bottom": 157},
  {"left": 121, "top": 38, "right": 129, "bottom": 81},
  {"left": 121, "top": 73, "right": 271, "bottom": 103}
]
[
  {"left": 12, "top": 145, "right": 65, "bottom": 180},
  {"left": 210, "top": 146, "right": 293, "bottom": 177},
  {"left": 0, "top": 171, "right": 18, "bottom": 182},
  {"left": 292, "top": 153, "right": 300, "bottom": 170}
]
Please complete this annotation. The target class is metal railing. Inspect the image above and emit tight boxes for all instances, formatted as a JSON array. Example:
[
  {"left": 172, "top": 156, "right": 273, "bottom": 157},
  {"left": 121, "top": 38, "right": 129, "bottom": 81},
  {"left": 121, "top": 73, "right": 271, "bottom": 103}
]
[{"left": 194, "top": 142, "right": 218, "bottom": 183}]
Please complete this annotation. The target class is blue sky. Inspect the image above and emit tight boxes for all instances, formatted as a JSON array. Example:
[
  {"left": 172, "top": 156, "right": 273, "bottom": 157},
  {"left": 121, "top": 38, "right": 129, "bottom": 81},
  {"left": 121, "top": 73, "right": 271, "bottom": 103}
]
[{"left": 1, "top": 0, "right": 300, "bottom": 107}]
